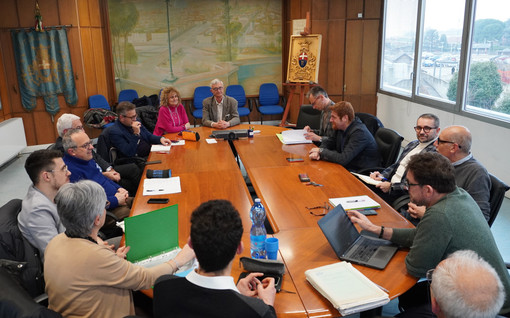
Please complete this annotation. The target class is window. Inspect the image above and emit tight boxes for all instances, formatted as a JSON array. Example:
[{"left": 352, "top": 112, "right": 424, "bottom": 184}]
[{"left": 380, "top": 0, "right": 510, "bottom": 124}]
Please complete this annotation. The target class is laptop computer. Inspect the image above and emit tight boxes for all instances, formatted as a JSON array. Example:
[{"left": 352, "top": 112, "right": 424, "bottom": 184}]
[{"left": 317, "top": 205, "right": 398, "bottom": 270}]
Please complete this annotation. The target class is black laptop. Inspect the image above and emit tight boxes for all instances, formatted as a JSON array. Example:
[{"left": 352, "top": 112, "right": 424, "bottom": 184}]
[{"left": 317, "top": 205, "right": 398, "bottom": 270}]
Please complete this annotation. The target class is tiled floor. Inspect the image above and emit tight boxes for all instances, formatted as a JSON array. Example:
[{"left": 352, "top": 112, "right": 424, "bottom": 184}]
[{"left": 2, "top": 145, "right": 510, "bottom": 317}]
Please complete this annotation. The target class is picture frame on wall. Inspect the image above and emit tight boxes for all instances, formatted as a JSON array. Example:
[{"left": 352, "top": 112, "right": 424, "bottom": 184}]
[{"left": 287, "top": 34, "right": 322, "bottom": 83}]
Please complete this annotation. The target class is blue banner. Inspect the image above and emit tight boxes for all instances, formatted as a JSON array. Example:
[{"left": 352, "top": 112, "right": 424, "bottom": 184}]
[{"left": 11, "top": 28, "right": 78, "bottom": 115}]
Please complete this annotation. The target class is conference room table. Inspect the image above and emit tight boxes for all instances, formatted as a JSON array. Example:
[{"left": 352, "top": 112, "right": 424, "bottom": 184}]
[{"left": 129, "top": 124, "right": 417, "bottom": 317}]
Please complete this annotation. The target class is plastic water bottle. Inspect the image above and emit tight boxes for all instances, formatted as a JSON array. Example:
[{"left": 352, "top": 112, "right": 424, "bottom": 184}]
[{"left": 250, "top": 198, "right": 267, "bottom": 259}]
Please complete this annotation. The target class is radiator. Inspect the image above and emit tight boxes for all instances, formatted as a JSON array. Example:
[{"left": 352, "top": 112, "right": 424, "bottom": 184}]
[{"left": 0, "top": 118, "right": 27, "bottom": 167}]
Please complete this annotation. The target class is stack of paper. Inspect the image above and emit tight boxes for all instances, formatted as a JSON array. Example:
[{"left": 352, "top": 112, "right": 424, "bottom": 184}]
[
  {"left": 151, "top": 144, "right": 171, "bottom": 153},
  {"left": 277, "top": 129, "right": 313, "bottom": 145},
  {"left": 329, "top": 195, "right": 381, "bottom": 210},
  {"left": 351, "top": 172, "right": 382, "bottom": 186},
  {"left": 305, "top": 261, "right": 390, "bottom": 316}
]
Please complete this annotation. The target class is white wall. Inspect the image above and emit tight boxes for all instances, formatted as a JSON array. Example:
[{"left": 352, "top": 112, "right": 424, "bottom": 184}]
[
  {"left": 0, "top": 118, "right": 26, "bottom": 167},
  {"left": 377, "top": 93, "right": 510, "bottom": 195}
]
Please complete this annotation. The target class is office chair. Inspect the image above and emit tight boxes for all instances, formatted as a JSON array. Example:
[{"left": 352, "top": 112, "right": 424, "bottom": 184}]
[
  {"left": 487, "top": 174, "right": 510, "bottom": 227},
  {"left": 356, "top": 127, "right": 403, "bottom": 177},
  {"left": 226, "top": 84, "right": 251, "bottom": 124},
  {"left": 190, "top": 86, "right": 213, "bottom": 126},
  {"left": 356, "top": 112, "right": 384, "bottom": 136},
  {"left": 87, "top": 94, "right": 115, "bottom": 129},
  {"left": 118, "top": 89, "right": 139, "bottom": 103},
  {"left": 295, "top": 104, "right": 321, "bottom": 130},
  {"left": 256, "top": 83, "right": 284, "bottom": 124}
]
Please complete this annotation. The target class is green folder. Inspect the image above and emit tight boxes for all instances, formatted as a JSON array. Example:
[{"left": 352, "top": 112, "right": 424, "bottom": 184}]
[{"left": 124, "top": 204, "right": 179, "bottom": 263}]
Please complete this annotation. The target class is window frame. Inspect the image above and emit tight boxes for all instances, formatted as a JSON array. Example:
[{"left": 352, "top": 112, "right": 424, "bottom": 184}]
[{"left": 378, "top": 0, "right": 510, "bottom": 129}]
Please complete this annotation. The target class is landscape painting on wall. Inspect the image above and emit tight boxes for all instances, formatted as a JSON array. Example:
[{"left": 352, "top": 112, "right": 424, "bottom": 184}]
[{"left": 108, "top": 0, "right": 282, "bottom": 98}]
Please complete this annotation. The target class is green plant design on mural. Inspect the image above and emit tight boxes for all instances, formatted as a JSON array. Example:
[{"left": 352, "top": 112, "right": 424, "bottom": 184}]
[{"left": 109, "top": 0, "right": 139, "bottom": 78}]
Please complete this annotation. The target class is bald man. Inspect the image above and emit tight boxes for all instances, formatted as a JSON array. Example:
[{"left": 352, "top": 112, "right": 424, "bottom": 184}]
[{"left": 408, "top": 125, "right": 491, "bottom": 221}]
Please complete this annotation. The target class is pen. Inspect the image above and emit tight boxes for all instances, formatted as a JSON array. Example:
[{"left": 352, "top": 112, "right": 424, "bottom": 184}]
[{"left": 346, "top": 199, "right": 365, "bottom": 203}]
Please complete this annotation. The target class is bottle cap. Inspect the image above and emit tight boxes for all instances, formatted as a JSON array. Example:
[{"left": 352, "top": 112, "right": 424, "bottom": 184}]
[{"left": 255, "top": 198, "right": 261, "bottom": 203}]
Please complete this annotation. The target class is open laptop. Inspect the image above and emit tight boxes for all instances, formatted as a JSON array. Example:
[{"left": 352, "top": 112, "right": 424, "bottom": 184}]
[{"left": 317, "top": 205, "right": 398, "bottom": 270}]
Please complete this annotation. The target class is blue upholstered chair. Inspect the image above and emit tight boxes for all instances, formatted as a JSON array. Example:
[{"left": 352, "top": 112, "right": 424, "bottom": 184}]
[
  {"left": 226, "top": 84, "right": 251, "bottom": 124},
  {"left": 256, "top": 83, "right": 284, "bottom": 124},
  {"left": 118, "top": 89, "right": 139, "bottom": 103},
  {"left": 87, "top": 94, "right": 115, "bottom": 128},
  {"left": 191, "top": 86, "right": 213, "bottom": 126}
]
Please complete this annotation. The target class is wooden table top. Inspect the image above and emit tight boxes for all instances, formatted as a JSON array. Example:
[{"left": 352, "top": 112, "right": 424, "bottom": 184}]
[{"left": 130, "top": 124, "right": 417, "bottom": 317}]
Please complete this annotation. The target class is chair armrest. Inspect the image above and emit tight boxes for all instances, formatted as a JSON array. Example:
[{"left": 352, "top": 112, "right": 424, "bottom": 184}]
[{"left": 34, "top": 292, "right": 48, "bottom": 304}]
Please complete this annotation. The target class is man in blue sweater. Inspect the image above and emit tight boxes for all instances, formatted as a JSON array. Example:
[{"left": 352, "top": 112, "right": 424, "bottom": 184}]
[{"left": 63, "top": 128, "right": 131, "bottom": 222}]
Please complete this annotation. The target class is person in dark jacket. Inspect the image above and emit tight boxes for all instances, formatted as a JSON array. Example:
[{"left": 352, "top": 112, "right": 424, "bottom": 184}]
[{"left": 309, "top": 101, "right": 381, "bottom": 171}]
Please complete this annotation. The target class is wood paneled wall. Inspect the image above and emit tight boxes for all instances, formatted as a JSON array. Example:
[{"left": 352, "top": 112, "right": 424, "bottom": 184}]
[
  {"left": 283, "top": 0, "right": 382, "bottom": 121},
  {"left": 0, "top": 0, "right": 114, "bottom": 145}
]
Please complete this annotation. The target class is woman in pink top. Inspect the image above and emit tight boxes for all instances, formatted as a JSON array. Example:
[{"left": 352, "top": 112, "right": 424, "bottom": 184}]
[{"left": 154, "top": 86, "right": 190, "bottom": 136}]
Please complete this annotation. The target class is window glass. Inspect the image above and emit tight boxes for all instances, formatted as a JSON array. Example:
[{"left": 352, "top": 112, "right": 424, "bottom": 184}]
[
  {"left": 418, "top": 0, "right": 465, "bottom": 103},
  {"left": 380, "top": 0, "right": 419, "bottom": 96},
  {"left": 464, "top": 0, "right": 510, "bottom": 118}
]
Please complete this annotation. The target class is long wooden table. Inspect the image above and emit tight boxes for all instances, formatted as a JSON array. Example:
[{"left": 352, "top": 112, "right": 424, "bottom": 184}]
[{"left": 130, "top": 124, "right": 417, "bottom": 317}]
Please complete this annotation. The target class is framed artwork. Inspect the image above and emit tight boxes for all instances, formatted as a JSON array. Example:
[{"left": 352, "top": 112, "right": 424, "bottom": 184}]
[{"left": 287, "top": 34, "right": 322, "bottom": 83}]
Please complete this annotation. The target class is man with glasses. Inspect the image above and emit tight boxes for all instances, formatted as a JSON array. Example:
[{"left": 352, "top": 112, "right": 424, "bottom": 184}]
[
  {"left": 303, "top": 85, "right": 335, "bottom": 145},
  {"left": 110, "top": 101, "right": 171, "bottom": 159},
  {"left": 369, "top": 113, "right": 439, "bottom": 205},
  {"left": 202, "top": 78, "right": 240, "bottom": 129},
  {"left": 18, "top": 149, "right": 71, "bottom": 260},
  {"left": 408, "top": 125, "right": 491, "bottom": 221},
  {"left": 349, "top": 152, "right": 510, "bottom": 316},
  {"left": 63, "top": 128, "right": 131, "bottom": 223}
]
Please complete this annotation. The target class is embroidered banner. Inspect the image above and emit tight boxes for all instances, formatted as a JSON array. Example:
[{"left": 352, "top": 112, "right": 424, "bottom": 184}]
[{"left": 11, "top": 28, "right": 78, "bottom": 115}]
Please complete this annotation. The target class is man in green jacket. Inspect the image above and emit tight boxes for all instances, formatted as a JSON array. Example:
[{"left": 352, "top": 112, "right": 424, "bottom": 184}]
[{"left": 349, "top": 152, "right": 510, "bottom": 316}]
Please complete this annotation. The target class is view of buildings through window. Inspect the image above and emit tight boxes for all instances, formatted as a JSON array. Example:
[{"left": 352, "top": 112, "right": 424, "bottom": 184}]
[{"left": 381, "top": 0, "right": 510, "bottom": 122}]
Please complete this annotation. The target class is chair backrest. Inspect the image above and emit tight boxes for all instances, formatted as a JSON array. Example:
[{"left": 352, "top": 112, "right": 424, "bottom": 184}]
[
  {"left": 488, "top": 174, "right": 510, "bottom": 227},
  {"left": 374, "top": 127, "right": 403, "bottom": 168},
  {"left": 97, "top": 125, "right": 116, "bottom": 163},
  {"left": 259, "top": 83, "right": 280, "bottom": 106},
  {"left": 226, "top": 84, "right": 247, "bottom": 108},
  {"left": 118, "top": 89, "right": 139, "bottom": 103},
  {"left": 296, "top": 104, "right": 321, "bottom": 130},
  {"left": 193, "top": 86, "right": 213, "bottom": 110},
  {"left": 88, "top": 94, "right": 111, "bottom": 110},
  {"left": 356, "top": 112, "right": 383, "bottom": 136}
]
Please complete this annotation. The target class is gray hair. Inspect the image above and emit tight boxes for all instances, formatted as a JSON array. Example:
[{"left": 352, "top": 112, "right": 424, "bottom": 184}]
[
  {"left": 431, "top": 250, "right": 505, "bottom": 318},
  {"left": 306, "top": 85, "right": 329, "bottom": 99},
  {"left": 209, "top": 78, "right": 223, "bottom": 88},
  {"left": 56, "top": 114, "right": 81, "bottom": 137},
  {"left": 55, "top": 180, "right": 106, "bottom": 237},
  {"left": 62, "top": 128, "right": 83, "bottom": 152},
  {"left": 418, "top": 113, "right": 440, "bottom": 129}
]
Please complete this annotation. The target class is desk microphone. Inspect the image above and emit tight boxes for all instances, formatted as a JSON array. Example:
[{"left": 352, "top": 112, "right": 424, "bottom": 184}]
[{"left": 146, "top": 169, "right": 171, "bottom": 178}]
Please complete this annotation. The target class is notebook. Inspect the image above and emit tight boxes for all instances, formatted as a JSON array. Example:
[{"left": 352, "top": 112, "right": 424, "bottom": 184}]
[
  {"left": 124, "top": 204, "right": 195, "bottom": 274},
  {"left": 317, "top": 205, "right": 398, "bottom": 270},
  {"left": 329, "top": 195, "right": 381, "bottom": 211}
]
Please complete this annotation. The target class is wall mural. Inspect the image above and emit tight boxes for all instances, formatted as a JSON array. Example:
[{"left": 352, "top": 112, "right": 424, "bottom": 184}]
[{"left": 108, "top": 0, "right": 282, "bottom": 99}]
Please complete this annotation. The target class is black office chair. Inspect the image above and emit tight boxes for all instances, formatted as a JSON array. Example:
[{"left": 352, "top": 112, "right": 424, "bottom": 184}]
[
  {"left": 295, "top": 104, "right": 321, "bottom": 130},
  {"left": 356, "top": 112, "right": 383, "bottom": 136},
  {"left": 487, "top": 174, "right": 510, "bottom": 227},
  {"left": 375, "top": 127, "right": 404, "bottom": 168}
]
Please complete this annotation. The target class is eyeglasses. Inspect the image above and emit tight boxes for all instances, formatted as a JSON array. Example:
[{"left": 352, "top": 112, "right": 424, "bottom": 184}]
[
  {"left": 437, "top": 138, "right": 462, "bottom": 148},
  {"left": 306, "top": 202, "right": 330, "bottom": 216},
  {"left": 74, "top": 125, "right": 84, "bottom": 130},
  {"left": 311, "top": 95, "right": 322, "bottom": 107},
  {"left": 211, "top": 86, "right": 224, "bottom": 91},
  {"left": 105, "top": 200, "right": 110, "bottom": 209},
  {"left": 47, "top": 165, "right": 68, "bottom": 174},
  {"left": 73, "top": 141, "right": 93, "bottom": 149},
  {"left": 169, "top": 95, "right": 179, "bottom": 99},
  {"left": 403, "top": 179, "right": 421, "bottom": 190},
  {"left": 123, "top": 114, "right": 137, "bottom": 120},
  {"left": 426, "top": 268, "right": 434, "bottom": 285},
  {"left": 414, "top": 126, "right": 437, "bottom": 133}
]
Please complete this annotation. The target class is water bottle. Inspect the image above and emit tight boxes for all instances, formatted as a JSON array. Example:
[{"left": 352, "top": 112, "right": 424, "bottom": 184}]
[{"left": 250, "top": 198, "right": 267, "bottom": 259}]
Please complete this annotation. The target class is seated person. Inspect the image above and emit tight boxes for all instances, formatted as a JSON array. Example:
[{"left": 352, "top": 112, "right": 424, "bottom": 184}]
[
  {"left": 63, "top": 128, "right": 131, "bottom": 222},
  {"left": 407, "top": 125, "right": 491, "bottom": 222},
  {"left": 303, "top": 85, "right": 335, "bottom": 145},
  {"left": 202, "top": 79, "right": 240, "bottom": 129},
  {"left": 110, "top": 101, "right": 171, "bottom": 159},
  {"left": 55, "top": 113, "right": 140, "bottom": 196},
  {"left": 369, "top": 113, "right": 439, "bottom": 204},
  {"left": 154, "top": 86, "right": 190, "bottom": 136},
  {"left": 18, "top": 149, "right": 70, "bottom": 260},
  {"left": 154, "top": 199, "right": 276, "bottom": 318},
  {"left": 44, "top": 180, "right": 195, "bottom": 318},
  {"left": 309, "top": 101, "right": 381, "bottom": 171}
]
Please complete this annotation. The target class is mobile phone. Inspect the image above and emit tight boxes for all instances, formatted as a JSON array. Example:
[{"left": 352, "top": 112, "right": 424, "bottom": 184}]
[
  {"left": 298, "top": 173, "right": 310, "bottom": 182},
  {"left": 147, "top": 198, "right": 169, "bottom": 204},
  {"left": 287, "top": 158, "right": 304, "bottom": 162}
]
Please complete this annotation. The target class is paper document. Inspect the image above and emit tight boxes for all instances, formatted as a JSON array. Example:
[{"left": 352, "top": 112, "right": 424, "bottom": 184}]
[
  {"left": 351, "top": 172, "right": 382, "bottom": 186},
  {"left": 151, "top": 144, "right": 171, "bottom": 153},
  {"left": 206, "top": 138, "right": 217, "bottom": 144},
  {"left": 329, "top": 195, "right": 381, "bottom": 210},
  {"left": 305, "top": 261, "right": 389, "bottom": 316},
  {"left": 171, "top": 140, "right": 185, "bottom": 146},
  {"left": 143, "top": 176, "right": 181, "bottom": 196},
  {"left": 278, "top": 129, "right": 313, "bottom": 145}
]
